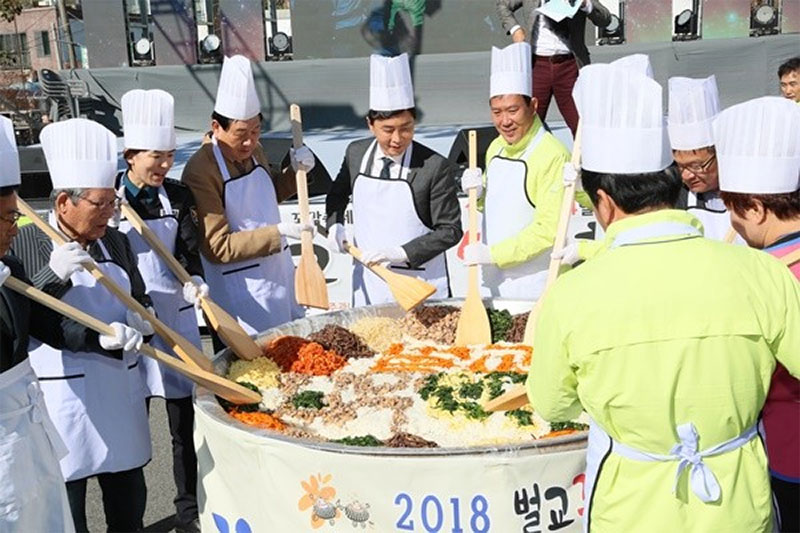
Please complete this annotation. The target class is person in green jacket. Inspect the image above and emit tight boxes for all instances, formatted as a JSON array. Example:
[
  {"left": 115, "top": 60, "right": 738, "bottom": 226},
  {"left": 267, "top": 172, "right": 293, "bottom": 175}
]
[{"left": 528, "top": 56, "right": 800, "bottom": 532}]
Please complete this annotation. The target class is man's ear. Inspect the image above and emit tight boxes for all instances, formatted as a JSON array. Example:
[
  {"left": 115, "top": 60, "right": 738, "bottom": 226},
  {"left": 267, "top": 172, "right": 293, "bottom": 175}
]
[
  {"left": 54, "top": 191, "right": 70, "bottom": 215},
  {"left": 530, "top": 96, "right": 538, "bottom": 115},
  {"left": 751, "top": 199, "right": 769, "bottom": 225},
  {"left": 594, "top": 189, "right": 617, "bottom": 230}
]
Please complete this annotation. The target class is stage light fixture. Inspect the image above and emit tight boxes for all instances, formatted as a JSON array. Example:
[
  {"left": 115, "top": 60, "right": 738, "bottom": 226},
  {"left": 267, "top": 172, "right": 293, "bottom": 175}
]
[
  {"left": 750, "top": 1, "right": 780, "bottom": 36},
  {"left": 199, "top": 33, "right": 222, "bottom": 64},
  {"left": 673, "top": 8, "right": 699, "bottom": 41},
  {"left": 130, "top": 35, "right": 154, "bottom": 66},
  {"left": 269, "top": 31, "right": 292, "bottom": 57},
  {"left": 598, "top": 13, "right": 625, "bottom": 45}
]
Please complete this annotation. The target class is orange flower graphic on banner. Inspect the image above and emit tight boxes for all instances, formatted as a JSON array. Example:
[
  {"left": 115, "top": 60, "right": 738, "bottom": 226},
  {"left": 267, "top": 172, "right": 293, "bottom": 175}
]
[{"left": 298, "top": 473, "right": 339, "bottom": 528}]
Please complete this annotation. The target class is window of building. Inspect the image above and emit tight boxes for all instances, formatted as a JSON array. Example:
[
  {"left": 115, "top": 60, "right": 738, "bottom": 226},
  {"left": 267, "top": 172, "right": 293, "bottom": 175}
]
[
  {"left": 37, "top": 30, "right": 51, "bottom": 57},
  {"left": 0, "top": 33, "right": 31, "bottom": 69}
]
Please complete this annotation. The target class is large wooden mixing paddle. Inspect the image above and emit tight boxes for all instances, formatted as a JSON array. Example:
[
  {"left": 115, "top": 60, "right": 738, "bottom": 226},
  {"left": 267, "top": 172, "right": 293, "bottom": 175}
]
[
  {"left": 120, "top": 203, "right": 262, "bottom": 361},
  {"left": 454, "top": 130, "right": 492, "bottom": 347},
  {"left": 290, "top": 104, "right": 329, "bottom": 310}
]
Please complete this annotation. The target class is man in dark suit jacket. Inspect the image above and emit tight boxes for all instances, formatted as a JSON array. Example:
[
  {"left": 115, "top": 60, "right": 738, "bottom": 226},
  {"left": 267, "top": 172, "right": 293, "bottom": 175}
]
[
  {"left": 326, "top": 108, "right": 462, "bottom": 305},
  {"left": 496, "top": 0, "right": 611, "bottom": 136}
]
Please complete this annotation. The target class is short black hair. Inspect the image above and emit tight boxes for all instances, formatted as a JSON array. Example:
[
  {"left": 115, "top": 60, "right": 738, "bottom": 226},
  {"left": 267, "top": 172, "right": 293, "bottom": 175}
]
[
  {"left": 778, "top": 57, "right": 800, "bottom": 79},
  {"left": 0, "top": 185, "right": 18, "bottom": 197},
  {"left": 488, "top": 95, "right": 533, "bottom": 106},
  {"left": 581, "top": 164, "right": 682, "bottom": 214},
  {"left": 721, "top": 190, "right": 800, "bottom": 221},
  {"left": 366, "top": 108, "right": 417, "bottom": 124},
  {"left": 211, "top": 111, "right": 264, "bottom": 131}
]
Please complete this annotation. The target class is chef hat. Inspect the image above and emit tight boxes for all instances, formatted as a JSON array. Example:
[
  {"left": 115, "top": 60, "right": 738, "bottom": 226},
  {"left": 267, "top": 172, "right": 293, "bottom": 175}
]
[
  {"left": 609, "top": 54, "right": 654, "bottom": 78},
  {"left": 490, "top": 42, "right": 532, "bottom": 99},
  {"left": 122, "top": 89, "right": 176, "bottom": 151},
  {"left": 369, "top": 53, "right": 415, "bottom": 112},
  {"left": 0, "top": 116, "right": 20, "bottom": 188},
  {"left": 214, "top": 55, "right": 261, "bottom": 121},
  {"left": 668, "top": 76, "right": 720, "bottom": 151},
  {"left": 41, "top": 118, "right": 118, "bottom": 190},
  {"left": 573, "top": 55, "right": 672, "bottom": 174},
  {"left": 715, "top": 96, "right": 800, "bottom": 194}
]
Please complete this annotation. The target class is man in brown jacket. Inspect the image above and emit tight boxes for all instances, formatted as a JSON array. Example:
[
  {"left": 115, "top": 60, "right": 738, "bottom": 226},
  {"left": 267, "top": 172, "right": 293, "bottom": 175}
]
[{"left": 496, "top": 0, "right": 611, "bottom": 136}]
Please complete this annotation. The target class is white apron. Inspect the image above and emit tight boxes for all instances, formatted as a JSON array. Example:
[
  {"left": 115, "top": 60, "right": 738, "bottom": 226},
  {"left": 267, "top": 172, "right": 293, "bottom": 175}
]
[
  {"left": 117, "top": 184, "right": 201, "bottom": 399},
  {"left": 28, "top": 237, "right": 151, "bottom": 482},
  {"left": 684, "top": 190, "right": 736, "bottom": 243},
  {"left": 351, "top": 140, "right": 449, "bottom": 306},
  {"left": 482, "top": 127, "right": 547, "bottom": 299},
  {"left": 581, "top": 220, "right": 759, "bottom": 532},
  {"left": 200, "top": 137, "right": 301, "bottom": 335},
  {"left": 0, "top": 360, "right": 74, "bottom": 532}
]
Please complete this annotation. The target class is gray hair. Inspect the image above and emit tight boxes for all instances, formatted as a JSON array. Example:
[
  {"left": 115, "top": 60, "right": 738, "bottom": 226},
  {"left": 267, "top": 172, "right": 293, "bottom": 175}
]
[{"left": 49, "top": 188, "right": 87, "bottom": 206}]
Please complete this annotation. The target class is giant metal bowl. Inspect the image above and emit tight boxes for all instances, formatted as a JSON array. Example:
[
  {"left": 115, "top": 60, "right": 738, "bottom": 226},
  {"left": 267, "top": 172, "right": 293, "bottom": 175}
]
[{"left": 194, "top": 300, "right": 587, "bottom": 532}]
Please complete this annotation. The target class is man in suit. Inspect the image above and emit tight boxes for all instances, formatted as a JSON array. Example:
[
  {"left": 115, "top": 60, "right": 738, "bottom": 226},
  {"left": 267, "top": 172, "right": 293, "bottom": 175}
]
[
  {"left": 326, "top": 53, "right": 462, "bottom": 306},
  {"left": 496, "top": 0, "right": 611, "bottom": 136},
  {"left": 0, "top": 116, "right": 143, "bottom": 532}
]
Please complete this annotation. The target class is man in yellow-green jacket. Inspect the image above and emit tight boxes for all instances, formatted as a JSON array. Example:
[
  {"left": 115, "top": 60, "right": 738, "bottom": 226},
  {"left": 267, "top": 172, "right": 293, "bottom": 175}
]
[
  {"left": 528, "top": 56, "right": 800, "bottom": 532},
  {"left": 461, "top": 42, "right": 571, "bottom": 300}
]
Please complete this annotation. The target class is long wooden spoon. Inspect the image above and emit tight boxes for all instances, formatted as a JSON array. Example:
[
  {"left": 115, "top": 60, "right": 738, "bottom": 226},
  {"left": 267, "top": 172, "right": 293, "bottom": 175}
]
[
  {"left": 119, "top": 203, "right": 262, "bottom": 361},
  {"left": 290, "top": 104, "right": 329, "bottom": 310},
  {"left": 454, "top": 130, "right": 491, "bottom": 346},
  {"left": 17, "top": 199, "right": 213, "bottom": 372},
  {"left": 4, "top": 276, "right": 260, "bottom": 404}
]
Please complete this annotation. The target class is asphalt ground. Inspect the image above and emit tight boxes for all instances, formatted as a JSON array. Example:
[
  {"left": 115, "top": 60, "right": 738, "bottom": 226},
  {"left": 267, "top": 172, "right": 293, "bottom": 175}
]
[{"left": 85, "top": 336, "right": 216, "bottom": 532}]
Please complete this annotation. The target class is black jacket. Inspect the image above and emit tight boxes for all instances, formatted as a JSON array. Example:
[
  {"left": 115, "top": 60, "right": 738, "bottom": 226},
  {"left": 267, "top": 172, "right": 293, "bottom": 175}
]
[{"left": 326, "top": 138, "right": 463, "bottom": 269}]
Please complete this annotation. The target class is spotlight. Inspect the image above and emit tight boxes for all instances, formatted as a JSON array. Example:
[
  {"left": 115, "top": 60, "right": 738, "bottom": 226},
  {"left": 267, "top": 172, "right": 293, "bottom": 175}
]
[
  {"left": 750, "top": 1, "right": 779, "bottom": 36},
  {"left": 598, "top": 13, "right": 625, "bottom": 45},
  {"left": 673, "top": 8, "right": 699, "bottom": 41},
  {"left": 268, "top": 31, "right": 292, "bottom": 59},
  {"left": 131, "top": 36, "right": 154, "bottom": 66},
  {"left": 199, "top": 33, "right": 222, "bottom": 63}
]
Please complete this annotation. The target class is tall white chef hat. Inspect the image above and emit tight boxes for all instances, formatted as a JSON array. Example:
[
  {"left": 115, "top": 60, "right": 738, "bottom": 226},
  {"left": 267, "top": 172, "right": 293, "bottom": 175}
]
[
  {"left": 667, "top": 75, "right": 720, "bottom": 151},
  {"left": 715, "top": 96, "right": 800, "bottom": 194},
  {"left": 574, "top": 54, "right": 672, "bottom": 173},
  {"left": 0, "top": 116, "right": 20, "bottom": 188},
  {"left": 122, "top": 89, "right": 176, "bottom": 151},
  {"left": 490, "top": 42, "right": 532, "bottom": 99},
  {"left": 369, "top": 53, "right": 415, "bottom": 112},
  {"left": 41, "top": 118, "right": 118, "bottom": 190},
  {"left": 214, "top": 55, "right": 261, "bottom": 121}
]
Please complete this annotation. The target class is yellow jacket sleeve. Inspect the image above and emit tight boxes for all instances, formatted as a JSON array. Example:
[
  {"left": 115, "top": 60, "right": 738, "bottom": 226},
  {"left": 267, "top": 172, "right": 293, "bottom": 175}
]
[
  {"left": 526, "top": 281, "right": 583, "bottom": 421},
  {"left": 489, "top": 141, "right": 569, "bottom": 268}
]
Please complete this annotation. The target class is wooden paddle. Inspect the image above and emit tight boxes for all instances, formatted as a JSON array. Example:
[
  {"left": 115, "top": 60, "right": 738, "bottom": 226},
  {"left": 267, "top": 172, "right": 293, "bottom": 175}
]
[
  {"left": 781, "top": 247, "right": 800, "bottom": 267},
  {"left": 289, "top": 104, "right": 329, "bottom": 310},
  {"left": 724, "top": 227, "right": 737, "bottom": 244},
  {"left": 315, "top": 222, "right": 435, "bottom": 311},
  {"left": 487, "top": 123, "right": 584, "bottom": 413},
  {"left": 17, "top": 199, "right": 213, "bottom": 372},
  {"left": 454, "top": 130, "right": 491, "bottom": 346},
  {"left": 119, "top": 203, "right": 262, "bottom": 361},
  {"left": 3, "top": 276, "right": 260, "bottom": 404}
]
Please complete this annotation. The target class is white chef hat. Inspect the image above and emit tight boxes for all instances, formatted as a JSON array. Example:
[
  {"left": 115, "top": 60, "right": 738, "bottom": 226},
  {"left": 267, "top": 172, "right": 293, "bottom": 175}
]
[
  {"left": 41, "top": 118, "right": 118, "bottom": 190},
  {"left": 573, "top": 55, "right": 672, "bottom": 174},
  {"left": 715, "top": 96, "right": 800, "bottom": 194},
  {"left": 0, "top": 116, "right": 20, "bottom": 188},
  {"left": 369, "top": 53, "right": 415, "bottom": 112},
  {"left": 490, "top": 42, "right": 532, "bottom": 99},
  {"left": 214, "top": 55, "right": 261, "bottom": 121},
  {"left": 122, "top": 89, "right": 176, "bottom": 151},
  {"left": 668, "top": 75, "right": 720, "bottom": 151}
]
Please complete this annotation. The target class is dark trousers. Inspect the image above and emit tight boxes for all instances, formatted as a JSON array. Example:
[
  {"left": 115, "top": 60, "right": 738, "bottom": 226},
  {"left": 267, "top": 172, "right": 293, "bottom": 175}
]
[
  {"left": 772, "top": 475, "right": 799, "bottom": 532},
  {"left": 532, "top": 55, "right": 580, "bottom": 137},
  {"left": 148, "top": 395, "right": 198, "bottom": 526},
  {"left": 66, "top": 467, "right": 147, "bottom": 532}
]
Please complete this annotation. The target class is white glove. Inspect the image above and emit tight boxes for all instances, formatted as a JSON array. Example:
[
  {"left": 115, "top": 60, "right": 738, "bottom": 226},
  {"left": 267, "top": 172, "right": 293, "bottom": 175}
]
[
  {"left": 49, "top": 242, "right": 91, "bottom": 281},
  {"left": 551, "top": 242, "right": 581, "bottom": 266},
  {"left": 360, "top": 246, "right": 408, "bottom": 266},
  {"left": 277, "top": 222, "right": 316, "bottom": 240},
  {"left": 463, "top": 243, "right": 494, "bottom": 265},
  {"left": 100, "top": 322, "right": 144, "bottom": 352},
  {"left": 0, "top": 261, "right": 9, "bottom": 287},
  {"left": 182, "top": 275, "right": 209, "bottom": 308},
  {"left": 562, "top": 162, "right": 583, "bottom": 191},
  {"left": 126, "top": 308, "right": 155, "bottom": 337},
  {"left": 289, "top": 145, "right": 316, "bottom": 172},
  {"left": 328, "top": 223, "right": 347, "bottom": 253},
  {"left": 460, "top": 167, "right": 483, "bottom": 197}
]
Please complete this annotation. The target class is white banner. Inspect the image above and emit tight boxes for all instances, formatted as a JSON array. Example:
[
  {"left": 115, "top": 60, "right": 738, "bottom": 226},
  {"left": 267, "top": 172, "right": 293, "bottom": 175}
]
[{"left": 195, "top": 403, "right": 588, "bottom": 533}]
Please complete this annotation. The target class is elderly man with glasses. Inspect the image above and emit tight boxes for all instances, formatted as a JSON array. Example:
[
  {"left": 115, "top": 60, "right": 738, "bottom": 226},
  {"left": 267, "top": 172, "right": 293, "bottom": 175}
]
[{"left": 10, "top": 119, "right": 155, "bottom": 533}]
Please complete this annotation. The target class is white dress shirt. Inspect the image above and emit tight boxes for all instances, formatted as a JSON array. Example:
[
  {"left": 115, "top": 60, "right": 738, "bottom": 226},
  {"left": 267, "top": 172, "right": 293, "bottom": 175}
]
[
  {"left": 509, "top": 0, "right": 593, "bottom": 56},
  {"left": 370, "top": 143, "right": 406, "bottom": 180}
]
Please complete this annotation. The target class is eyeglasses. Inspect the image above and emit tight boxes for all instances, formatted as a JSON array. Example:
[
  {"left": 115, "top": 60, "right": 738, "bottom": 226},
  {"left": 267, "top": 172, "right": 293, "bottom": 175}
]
[
  {"left": 79, "top": 195, "right": 121, "bottom": 210},
  {"left": 678, "top": 153, "right": 716, "bottom": 177},
  {"left": 0, "top": 209, "right": 22, "bottom": 225}
]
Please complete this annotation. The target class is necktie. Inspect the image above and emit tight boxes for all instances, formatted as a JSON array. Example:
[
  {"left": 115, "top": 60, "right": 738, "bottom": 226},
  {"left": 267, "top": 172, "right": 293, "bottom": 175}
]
[{"left": 379, "top": 157, "right": 393, "bottom": 180}]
